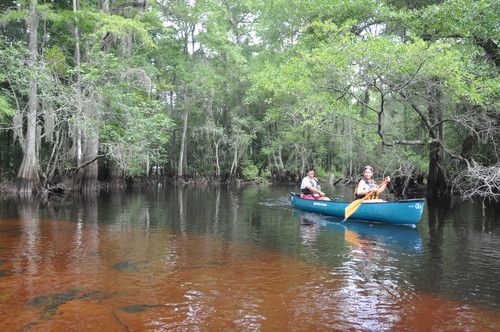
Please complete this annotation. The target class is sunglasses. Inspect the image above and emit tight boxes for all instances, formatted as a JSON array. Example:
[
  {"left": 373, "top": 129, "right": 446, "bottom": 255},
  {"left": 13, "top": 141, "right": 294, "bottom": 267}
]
[{"left": 364, "top": 166, "right": 373, "bottom": 171}]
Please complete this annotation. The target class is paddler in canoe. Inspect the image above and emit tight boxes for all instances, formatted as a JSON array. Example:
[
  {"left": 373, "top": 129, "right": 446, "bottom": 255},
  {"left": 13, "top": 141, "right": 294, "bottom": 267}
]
[
  {"left": 343, "top": 165, "right": 392, "bottom": 221},
  {"left": 355, "top": 165, "right": 390, "bottom": 203},
  {"left": 300, "top": 167, "right": 331, "bottom": 201}
]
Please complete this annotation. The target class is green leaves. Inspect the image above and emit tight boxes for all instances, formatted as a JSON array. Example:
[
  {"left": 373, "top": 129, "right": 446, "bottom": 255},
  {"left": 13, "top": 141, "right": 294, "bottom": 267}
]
[
  {"left": 100, "top": 89, "right": 173, "bottom": 176},
  {"left": 411, "top": 0, "right": 499, "bottom": 40},
  {"left": 0, "top": 95, "right": 15, "bottom": 119},
  {"left": 93, "top": 13, "right": 156, "bottom": 49},
  {"left": 0, "top": 0, "right": 498, "bottom": 187},
  {"left": 247, "top": 0, "right": 499, "bottom": 179},
  {"left": 44, "top": 46, "right": 68, "bottom": 76}
]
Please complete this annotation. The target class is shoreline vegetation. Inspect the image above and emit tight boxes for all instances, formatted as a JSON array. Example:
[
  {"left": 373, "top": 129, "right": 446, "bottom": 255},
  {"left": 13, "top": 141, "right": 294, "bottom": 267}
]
[
  {"left": 1, "top": 170, "right": 496, "bottom": 203},
  {"left": 1, "top": 1, "right": 498, "bottom": 202}
]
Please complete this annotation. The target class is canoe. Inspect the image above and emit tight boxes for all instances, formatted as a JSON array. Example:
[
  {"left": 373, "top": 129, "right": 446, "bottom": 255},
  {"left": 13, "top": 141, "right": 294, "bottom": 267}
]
[{"left": 290, "top": 193, "right": 425, "bottom": 225}]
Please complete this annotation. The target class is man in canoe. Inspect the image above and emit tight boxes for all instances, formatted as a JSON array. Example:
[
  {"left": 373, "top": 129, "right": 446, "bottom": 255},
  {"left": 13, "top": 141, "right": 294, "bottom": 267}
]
[
  {"left": 300, "top": 168, "right": 331, "bottom": 201},
  {"left": 355, "top": 165, "right": 390, "bottom": 202}
]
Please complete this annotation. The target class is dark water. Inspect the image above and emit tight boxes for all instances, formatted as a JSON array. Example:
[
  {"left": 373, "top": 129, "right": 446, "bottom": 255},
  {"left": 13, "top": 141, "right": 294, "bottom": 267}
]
[{"left": 0, "top": 184, "right": 499, "bottom": 331}]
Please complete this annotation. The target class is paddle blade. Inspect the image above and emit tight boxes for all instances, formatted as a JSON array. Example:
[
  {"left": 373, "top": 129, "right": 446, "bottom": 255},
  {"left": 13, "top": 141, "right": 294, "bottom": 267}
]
[{"left": 344, "top": 198, "right": 364, "bottom": 220}]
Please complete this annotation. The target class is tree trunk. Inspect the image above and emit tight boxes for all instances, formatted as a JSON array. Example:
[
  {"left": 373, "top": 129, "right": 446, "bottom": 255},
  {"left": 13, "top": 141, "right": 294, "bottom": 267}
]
[
  {"left": 428, "top": 141, "right": 448, "bottom": 196},
  {"left": 72, "top": 130, "right": 99, "bottom": 193},
  {"left": 177, "top": 94, "right": 189, "bottom": 178},
  {"left": 72, "top": 0, "right": 103, "bottom": 194},
  {"left": 214, "top": 140, "right": 221, "bottom": 177},
  {"left": 17, "top": 0, "right": 41, "bottom": 195},
  {"left": 426, "top": 82, "right": 448, "bottom": 197},
  {"left": 107, "top": 166, "right": 126, "bottom": 189},
  {"left": 73, "top": 0, "right": 83, "bottom": 170}
]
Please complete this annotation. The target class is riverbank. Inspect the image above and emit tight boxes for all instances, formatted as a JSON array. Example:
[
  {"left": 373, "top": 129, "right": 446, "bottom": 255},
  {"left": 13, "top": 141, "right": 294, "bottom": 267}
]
[
  {"left": 0, "top": 175, "right": 495, "bottom": 202},
  {"left": 0, "top": 181, "right": 16, "bottom": 195},
  {"left": 0, "top": 176, "right": 275, "bottom": 198}
]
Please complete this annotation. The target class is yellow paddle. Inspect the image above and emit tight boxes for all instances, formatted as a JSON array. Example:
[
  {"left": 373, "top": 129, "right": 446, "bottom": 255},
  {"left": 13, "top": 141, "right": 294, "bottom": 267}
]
[{"left": 343, "top": 179, "right": 389, "bottom": 221}]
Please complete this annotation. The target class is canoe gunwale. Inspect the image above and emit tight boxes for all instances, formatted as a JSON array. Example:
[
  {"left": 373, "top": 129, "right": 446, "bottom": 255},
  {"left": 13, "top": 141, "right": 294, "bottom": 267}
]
[{"left": 290, "top": 192, "right": 425, "bottom": 204}]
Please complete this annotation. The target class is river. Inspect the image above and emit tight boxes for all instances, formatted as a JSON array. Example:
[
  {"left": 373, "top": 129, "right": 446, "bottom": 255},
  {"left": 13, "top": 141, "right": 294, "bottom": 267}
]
[{"left": 0, "top": 184, "right": 499, "bottom": 331}]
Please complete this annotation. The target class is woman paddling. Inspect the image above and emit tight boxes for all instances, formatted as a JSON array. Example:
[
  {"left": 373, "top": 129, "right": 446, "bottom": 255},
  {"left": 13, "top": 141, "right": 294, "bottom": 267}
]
[{"left": 355, "top": 166, "right": 390, "bottom": 201}]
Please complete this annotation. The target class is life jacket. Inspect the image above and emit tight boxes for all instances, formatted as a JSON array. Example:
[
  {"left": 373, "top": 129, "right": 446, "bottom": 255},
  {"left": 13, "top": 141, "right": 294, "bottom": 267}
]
[
  {"left": 354, "top": 177, "right": 379, "bottom": 199},
  {"left": 301, "top": 177, "right": 321, "bottom": 195}
]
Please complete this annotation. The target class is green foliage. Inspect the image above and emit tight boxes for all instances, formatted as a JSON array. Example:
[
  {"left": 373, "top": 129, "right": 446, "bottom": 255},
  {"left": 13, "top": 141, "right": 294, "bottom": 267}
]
[
  {"left": 0, "top": 0, "right": 498, "bottom": 193},
  {"left": 94, "top": 14, "right": 156, "bottom": 49},
  {"left": 0, "top": 95, "right": 15, "bottom": 119},
  {"left": 44, "top": 46, "right": 68, "bottom": 76},
  {"left": 409, "top": 0, "right": 499, "bottom": 41},
  {"left": 247, "top": 0, "right": 499, "bottom": 182},
  {"left": 0, "top": 6, "right": 28, "bottom": 24},
  {"left": 99, "top": 85, "right": 174, "bottom": 176},
  {"left": 241, "top": 159, "right": 259, "bottom": 180},
  {"left": 0, "top": 42, "right": 17, "bottom": 120}
]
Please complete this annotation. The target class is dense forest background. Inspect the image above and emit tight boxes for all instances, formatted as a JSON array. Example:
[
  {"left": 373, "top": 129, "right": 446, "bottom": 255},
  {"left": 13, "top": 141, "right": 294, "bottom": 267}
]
[{"left": 0, "top": 0, "right": 498, "bottom": 199}]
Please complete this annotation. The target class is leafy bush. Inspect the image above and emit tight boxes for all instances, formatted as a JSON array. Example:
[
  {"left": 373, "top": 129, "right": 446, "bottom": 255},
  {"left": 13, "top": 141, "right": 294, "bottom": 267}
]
[{"left": 241, "top": 160, "right": 259, "bottom": 181}]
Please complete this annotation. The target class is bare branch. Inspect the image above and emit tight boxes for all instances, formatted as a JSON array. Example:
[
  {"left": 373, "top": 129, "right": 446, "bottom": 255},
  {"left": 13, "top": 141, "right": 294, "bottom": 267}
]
[
  {"left": 391, "top": 140, "right": 426, "bottom": 146},
  {"left": 71, "top": 155, "right": 106, "bottom": 173},
  {"left": 398, "top": 91, "right": 436, "bottom": 138},
  {"left": 452, "top": 163, "right": 500, "bottom": 201},
  {"left": 110, "top": 1, "right": 146, "bottom": 14}
]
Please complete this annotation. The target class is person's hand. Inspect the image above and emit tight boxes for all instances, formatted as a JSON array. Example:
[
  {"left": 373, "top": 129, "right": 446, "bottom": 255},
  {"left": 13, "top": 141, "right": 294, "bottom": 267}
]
[
  {"left": 319, "top": 191, "right": 325, "bottom": 197},
  {"left": 385, "top": 176, "right": 391, "bottom": 182}
]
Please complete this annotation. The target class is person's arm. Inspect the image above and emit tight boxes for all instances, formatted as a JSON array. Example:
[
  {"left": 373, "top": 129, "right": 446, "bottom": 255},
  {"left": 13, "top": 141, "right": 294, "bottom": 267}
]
[
  {"left": 306, "top": 181, "right": 325, "bottom": 197},
  {"left": 377, "top": 176, "right": 391, "bottom": 193},
  {"left": 356, "top": 179, "right": 370, "bottom": 196}
]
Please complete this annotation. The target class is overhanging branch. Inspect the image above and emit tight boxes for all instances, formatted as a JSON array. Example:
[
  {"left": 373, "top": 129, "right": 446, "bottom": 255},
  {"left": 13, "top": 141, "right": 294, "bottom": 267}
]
[{"left": 71, "top": 154, "right": 107, "bottom": 173}]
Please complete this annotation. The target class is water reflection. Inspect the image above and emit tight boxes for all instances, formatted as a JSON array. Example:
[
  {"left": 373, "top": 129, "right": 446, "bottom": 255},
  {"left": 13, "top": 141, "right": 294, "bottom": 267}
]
[
  {"left": 293, "top": 211, "right": 496, "bottom": 331},
  {"left": 296, "top": 212, "right": 422, "bottom": 254}
]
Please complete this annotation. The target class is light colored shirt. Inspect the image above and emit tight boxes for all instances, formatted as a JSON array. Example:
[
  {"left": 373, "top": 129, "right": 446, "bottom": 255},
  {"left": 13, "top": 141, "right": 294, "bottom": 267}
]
[{"left": 300, "top": 176, "right": 321, "bottom": 195}]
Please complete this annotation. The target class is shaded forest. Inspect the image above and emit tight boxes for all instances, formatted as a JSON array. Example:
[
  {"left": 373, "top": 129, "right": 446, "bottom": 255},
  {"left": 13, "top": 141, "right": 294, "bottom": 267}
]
[{"left": 0, "top": 0, "right": 498, "bottom": 200}]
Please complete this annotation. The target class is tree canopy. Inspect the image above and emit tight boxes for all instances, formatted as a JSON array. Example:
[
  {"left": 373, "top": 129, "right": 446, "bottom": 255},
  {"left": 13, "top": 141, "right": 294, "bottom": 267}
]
[{"left": 0, "top": 0, "right": 499, "bottom": 200}]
